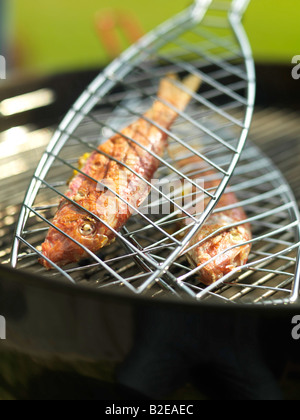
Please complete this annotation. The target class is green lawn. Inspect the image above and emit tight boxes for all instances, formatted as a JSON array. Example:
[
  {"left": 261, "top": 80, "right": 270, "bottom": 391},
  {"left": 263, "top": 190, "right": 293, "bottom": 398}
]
[{"left": 13, "top": 0, "right": 300, "bottom": 75}]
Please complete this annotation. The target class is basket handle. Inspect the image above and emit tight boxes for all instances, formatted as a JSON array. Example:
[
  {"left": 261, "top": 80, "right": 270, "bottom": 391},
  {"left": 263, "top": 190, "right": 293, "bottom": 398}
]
[
  {"left": 192, "top": 0, "right": 213, "bottom": 21},
  {"left": 231, "top": 0, "right": 251, "bottom": 18},
  {"left": 193, "top": 0, "right": 250, "bottom": 19}
]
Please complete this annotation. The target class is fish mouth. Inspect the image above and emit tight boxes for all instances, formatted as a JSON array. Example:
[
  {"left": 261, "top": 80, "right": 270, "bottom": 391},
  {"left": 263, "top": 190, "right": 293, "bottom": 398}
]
[
  {"left": 39, "top": 239, "right": 83, "bottom": 269},
  {"left": 39, "top": 228, "right": 111, "bottom": 269},
  {"left": 39, "top": 228, "right": 86, "bottom": 269}
]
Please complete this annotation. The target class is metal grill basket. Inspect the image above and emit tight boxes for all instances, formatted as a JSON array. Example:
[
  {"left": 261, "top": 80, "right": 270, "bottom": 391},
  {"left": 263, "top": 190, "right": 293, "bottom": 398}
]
[{"left": 11, "top": 0, "right": 300, "bottom": 306}]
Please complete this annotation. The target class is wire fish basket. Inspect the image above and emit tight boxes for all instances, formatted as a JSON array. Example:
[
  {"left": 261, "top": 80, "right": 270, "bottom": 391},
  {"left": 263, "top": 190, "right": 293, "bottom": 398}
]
[{"left": 11, "top": 0, "right": 299, "bottom": 306}]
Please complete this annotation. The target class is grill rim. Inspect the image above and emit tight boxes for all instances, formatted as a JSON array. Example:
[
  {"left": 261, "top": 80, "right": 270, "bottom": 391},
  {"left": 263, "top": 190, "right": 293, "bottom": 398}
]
[{"left": 2, "top": 263, "right": 300, "bottom": 314}]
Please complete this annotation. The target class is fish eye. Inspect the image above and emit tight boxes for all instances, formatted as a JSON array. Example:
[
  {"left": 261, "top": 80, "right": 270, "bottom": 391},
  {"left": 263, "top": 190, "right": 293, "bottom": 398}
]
[{"left": 79, "top": 221, "right": 96, "bottom": 236}]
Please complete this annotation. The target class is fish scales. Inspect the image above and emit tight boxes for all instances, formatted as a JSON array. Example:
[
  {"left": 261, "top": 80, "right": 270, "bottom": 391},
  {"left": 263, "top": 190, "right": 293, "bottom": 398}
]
[{"left": 40, "top": 74, "right": 201, "bottom": 268}]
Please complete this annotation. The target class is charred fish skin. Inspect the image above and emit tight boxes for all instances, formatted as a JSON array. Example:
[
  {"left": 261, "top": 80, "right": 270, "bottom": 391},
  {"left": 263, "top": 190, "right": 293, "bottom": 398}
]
[
  {"left": 178, "top": 162, "right": 252, "bottom": 286},
  {"left": 40, "top": 74, "right": 201, "bottom": 269},
  {"left": 187, "top": 200, "right": 252, "bottom": 286}
]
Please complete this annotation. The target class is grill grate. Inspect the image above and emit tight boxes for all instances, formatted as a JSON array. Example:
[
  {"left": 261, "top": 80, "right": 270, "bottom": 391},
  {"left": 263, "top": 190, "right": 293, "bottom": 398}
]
[
  {"left": 10, "top": 126, "right": 300, "bottom": 305},
  {"left": 9, "top": 0, "right": 300, "bottom": 305},
  {"left": 2, "top": 107, "right": 299, "bottom": 306}
]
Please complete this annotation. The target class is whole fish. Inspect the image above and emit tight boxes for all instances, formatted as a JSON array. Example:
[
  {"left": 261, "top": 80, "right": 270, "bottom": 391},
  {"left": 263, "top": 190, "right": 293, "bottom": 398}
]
[
  {"left": 40, "top": 74, "right": 201, "bottom": 268},
  {"left": 178, "top": 159, "right": 252, "bottom": 286}
]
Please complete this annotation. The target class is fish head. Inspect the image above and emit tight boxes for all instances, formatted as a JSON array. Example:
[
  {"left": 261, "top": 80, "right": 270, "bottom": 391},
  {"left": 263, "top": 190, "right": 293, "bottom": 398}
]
[{"left": 40, "top": 201, "right": 109, "bottom": 269}]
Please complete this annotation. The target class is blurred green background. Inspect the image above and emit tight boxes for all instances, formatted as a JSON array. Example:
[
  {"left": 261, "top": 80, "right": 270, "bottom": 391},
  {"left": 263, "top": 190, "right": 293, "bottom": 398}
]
[{"left": 8, "top": 0, "right": 300, "bottom": 75}]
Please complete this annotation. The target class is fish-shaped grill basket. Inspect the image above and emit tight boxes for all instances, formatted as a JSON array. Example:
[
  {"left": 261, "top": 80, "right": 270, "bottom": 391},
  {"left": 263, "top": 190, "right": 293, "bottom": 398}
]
[{"left": 11, "top": 0, "right": 300, "bottom": 305}]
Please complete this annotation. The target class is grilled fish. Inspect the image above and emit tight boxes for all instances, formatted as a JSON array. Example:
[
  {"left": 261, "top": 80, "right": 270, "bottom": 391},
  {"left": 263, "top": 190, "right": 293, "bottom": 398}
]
[
  {"left": 40, "top": 73, "right": 201, "bottom": 268},
  {"left": 179, "top": 160, "right": 252, "bottom": 286}
]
